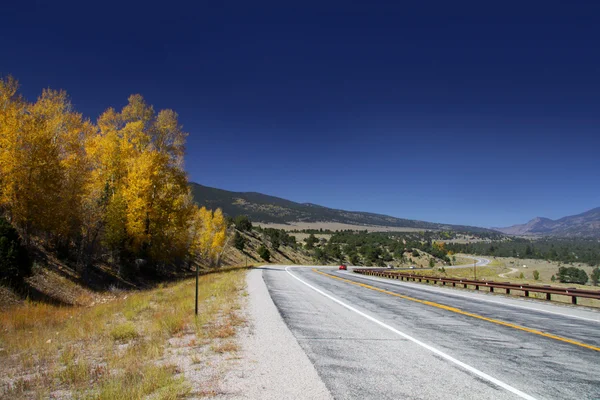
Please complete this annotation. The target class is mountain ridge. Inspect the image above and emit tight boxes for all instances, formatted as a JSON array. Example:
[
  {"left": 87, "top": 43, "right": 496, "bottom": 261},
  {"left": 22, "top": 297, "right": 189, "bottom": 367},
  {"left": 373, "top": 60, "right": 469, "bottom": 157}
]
[
  {"left": 495, "top": 207, "right": 600, "bottom": 237},
  {"left": 189, "top": 183, "right": 495, "bottom": 233}
]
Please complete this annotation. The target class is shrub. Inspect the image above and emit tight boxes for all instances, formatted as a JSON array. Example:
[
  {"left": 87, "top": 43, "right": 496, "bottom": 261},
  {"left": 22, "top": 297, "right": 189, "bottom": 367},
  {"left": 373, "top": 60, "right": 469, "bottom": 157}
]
[
  {"left": 551, "top": 275, "right": 556, "bottom": 282},
  {"left": 591, "top": 267, "right": 600, "bottom": 286},
  {"left": 519, "top": 272, "right": 524, "bottom": 279},
  {"left": 0, "top": 217, "right": 31, "bottom": 283},
  {"left": 557, "top": 266, "right": 588, "bottom": 284},
  {"left": 313, "top": 248, "right": 327, "bottom": 264},
  {"left": 234, "top": 215, "right": 252, "bottom": 232},
  {"left": 233, "top": 232, "right": 245, "bottom": 252},
  {"left": 532, "top": 270, "right": 540, "bottom": 280},
  {"left": 258, "top": 245, "right": 270, "bottom": 262}
]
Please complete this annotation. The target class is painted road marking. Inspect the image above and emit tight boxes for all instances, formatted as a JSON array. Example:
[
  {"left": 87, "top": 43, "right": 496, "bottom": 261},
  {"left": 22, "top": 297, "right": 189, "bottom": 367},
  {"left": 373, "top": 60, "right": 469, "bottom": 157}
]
[
  {"left": 341, "top": 270, "right": 600, "bottom": 324},
  {"left": 316, "top": 269, "right": 600, "bottom": 352},
  {"left": 285, "top": 267, "right": 538, "bottom": 400}
]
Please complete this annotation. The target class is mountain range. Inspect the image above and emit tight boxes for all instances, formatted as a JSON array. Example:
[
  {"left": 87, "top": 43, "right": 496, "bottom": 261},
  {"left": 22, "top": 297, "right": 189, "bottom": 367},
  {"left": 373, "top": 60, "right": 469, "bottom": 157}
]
[
  {"left": 191, "top": 183, "right": 600, "bottom": 238},
  {"left": 494, "top": 207, "right": 600, "bottom": 238},
  {"left": 190, "top": 183, "right": 493, "bottom": 233}
]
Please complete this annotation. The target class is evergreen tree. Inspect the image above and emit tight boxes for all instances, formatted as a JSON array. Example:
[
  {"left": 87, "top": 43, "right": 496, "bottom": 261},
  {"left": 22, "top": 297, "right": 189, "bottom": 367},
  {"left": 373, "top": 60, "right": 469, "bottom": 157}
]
[
  {"left": 0, "top": 217, "right": 31, "bottom": 282},
  {"left": 258, "top": 245, "right": 271, "bottom": 262},
  {"left": 590, "top": 267, "right": 600, "bottom": 286},
  {"left": 233, "top": 231, "right": 245, "bottom": 252}
]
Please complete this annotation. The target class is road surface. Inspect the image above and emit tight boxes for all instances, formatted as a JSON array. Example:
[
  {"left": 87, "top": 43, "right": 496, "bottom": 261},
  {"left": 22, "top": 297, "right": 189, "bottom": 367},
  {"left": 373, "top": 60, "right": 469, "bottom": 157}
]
[
  {"left": 451, "top": 255, "right": 491, "bottom": 268},
  {"left": 261, "top": 265, "right": 600, "bottom": 400}
]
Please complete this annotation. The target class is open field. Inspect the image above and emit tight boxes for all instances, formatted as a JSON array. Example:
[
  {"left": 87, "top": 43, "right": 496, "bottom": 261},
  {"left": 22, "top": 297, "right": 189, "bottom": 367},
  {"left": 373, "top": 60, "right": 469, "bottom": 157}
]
[
  {"left": 392, "top": 255, "right": 600, "bottom": 307},
  {"left": 256, "top": 222, "right": 428, "bottom": 233},
  {"left": 410, "top": 254, "right": 597, "bottom": 286},
  {"left": 0, "top": 267, "right": 248, "bottom": 399}
]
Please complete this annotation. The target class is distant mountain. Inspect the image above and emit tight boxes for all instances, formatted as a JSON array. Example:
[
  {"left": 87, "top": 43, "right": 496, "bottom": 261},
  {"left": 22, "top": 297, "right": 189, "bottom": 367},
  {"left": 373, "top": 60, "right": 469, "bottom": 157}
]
[
  {"left": 190, "top": 183, "right": 494, "bottom": 233},
  {"left": 495, "top": 207, "right": 600, "bottom": 238}
]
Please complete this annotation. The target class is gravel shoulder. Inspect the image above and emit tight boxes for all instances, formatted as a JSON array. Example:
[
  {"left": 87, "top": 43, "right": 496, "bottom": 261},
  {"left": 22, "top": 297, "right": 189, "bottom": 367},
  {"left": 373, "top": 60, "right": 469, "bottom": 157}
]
[{"left": 215, "top": 268, "right": 332, "bottom": 399}]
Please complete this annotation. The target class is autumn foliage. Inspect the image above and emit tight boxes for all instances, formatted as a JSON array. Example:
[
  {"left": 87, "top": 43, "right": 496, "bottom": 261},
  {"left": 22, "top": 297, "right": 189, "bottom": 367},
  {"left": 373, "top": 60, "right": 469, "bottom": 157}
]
[{"left": 0, "top": 76, "right": 225, "bottom": 275}]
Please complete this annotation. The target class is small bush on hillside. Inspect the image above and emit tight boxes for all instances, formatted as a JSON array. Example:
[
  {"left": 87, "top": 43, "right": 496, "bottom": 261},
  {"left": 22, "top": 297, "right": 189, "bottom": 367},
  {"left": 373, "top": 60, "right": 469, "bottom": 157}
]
[
  {"left": 0, "top": 217, "right": 31, "bottom": 283},
  {"left": 233, "top": 231, "right": 245, "bottom": 252},
  {"left": 532, "top": 270, "right": 540, "bottom": 280},
  {"left": 258, "top": 245, "right": 270, "bottom": 262},
  {"left": 591, "top": 267, "right": 600, "bottom": 286},
  {"left": 234, "top": 215, "right": 253, "bottom": 232},
  {"left": 349, "top": 253, "right": 361, "bottom": 266}
]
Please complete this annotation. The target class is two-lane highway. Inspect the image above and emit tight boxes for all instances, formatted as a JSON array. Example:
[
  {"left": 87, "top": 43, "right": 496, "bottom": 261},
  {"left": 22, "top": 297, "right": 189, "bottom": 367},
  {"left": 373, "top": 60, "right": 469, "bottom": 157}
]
[{"left": 261, "top": 265, "right": 600, "bottom": 399}]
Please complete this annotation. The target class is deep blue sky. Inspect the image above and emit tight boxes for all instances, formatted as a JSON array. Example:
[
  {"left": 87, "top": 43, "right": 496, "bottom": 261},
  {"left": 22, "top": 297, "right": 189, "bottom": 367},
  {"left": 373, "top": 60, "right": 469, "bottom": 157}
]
[{"left": 2, "top": 1, "right": 599, "bottom": 227}]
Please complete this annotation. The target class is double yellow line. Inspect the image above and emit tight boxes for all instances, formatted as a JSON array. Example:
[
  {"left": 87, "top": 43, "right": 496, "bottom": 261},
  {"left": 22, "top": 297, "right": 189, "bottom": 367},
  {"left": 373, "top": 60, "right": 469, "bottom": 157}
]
[{"left": 313, "top": 269, "right": 600, "bottom": 352}]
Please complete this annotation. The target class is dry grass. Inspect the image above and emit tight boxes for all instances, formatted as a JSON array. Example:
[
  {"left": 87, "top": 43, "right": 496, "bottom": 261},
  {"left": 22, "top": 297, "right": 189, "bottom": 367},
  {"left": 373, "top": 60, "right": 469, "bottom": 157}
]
[
  {"left": 0, "top": 267, "right": 248, "bottom": 398},
  {"left": 390, "top": 258, "right": 600, "bottom": 308}
]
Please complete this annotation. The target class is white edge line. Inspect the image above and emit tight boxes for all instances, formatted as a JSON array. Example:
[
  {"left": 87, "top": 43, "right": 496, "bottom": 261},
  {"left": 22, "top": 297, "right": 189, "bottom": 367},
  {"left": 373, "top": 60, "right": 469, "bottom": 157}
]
[
  {"left": 284, "top": 267, "right": 538, "bottom": 400},
  {"left": 345, "top": 270, "right": 600, "bottom": 323}
]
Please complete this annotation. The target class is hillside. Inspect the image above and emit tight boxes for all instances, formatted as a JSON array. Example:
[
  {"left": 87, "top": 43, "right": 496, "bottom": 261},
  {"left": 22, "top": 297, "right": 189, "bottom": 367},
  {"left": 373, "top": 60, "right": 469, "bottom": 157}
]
[
  {"left": 190, "top": 183, "right": 494, "bottom": 233},
  {"left": 495, "top": 207, "right": 600, "bottom": 238}
]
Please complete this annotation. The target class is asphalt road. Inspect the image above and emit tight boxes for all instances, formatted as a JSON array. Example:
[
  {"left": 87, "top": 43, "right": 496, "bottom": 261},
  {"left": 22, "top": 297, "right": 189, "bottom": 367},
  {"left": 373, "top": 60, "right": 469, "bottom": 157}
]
[
  {"left": 262, "top": 265, "right": 600, "bottom": 400},
  {"left": 451, "top": 255, "right": 491, "bottom": 268}
]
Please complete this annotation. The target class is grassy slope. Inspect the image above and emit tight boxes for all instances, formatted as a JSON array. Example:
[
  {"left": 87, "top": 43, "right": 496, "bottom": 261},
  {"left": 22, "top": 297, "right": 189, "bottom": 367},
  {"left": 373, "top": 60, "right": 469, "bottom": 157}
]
[
  {"left": 0, "top": 227, "right": 312, "bottom": 397},
  {"left": 0, "top": 268, "right": 247, "bottom": 399}
]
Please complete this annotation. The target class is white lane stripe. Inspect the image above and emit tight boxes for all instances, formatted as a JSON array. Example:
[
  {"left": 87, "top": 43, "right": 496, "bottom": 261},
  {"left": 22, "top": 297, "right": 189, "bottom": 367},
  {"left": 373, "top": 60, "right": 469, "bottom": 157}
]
[
  {"left": 285, "top": 267, "right": 537, "bottom": 400},
  {"left": 345, "top": 270, "right": 600, "bottom": 323}
]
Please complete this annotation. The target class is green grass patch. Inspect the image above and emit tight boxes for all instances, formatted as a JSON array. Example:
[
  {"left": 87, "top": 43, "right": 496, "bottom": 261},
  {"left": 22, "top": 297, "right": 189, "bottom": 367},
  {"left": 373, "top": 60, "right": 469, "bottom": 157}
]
[{"left": 110, "top": 322, "right": 139, "bottom": 341}]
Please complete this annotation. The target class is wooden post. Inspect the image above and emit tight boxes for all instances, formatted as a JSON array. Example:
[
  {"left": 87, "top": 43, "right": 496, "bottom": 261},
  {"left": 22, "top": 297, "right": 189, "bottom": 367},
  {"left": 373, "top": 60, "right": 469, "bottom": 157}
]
[{"left": 195, "top": 263, "right": 199, "bottom": 316}]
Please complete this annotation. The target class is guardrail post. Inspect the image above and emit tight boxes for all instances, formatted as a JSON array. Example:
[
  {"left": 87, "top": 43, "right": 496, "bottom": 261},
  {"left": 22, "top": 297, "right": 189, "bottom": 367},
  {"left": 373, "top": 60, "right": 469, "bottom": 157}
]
[{"left": 352, "top": 269, "right": 600, "bottom": 306}]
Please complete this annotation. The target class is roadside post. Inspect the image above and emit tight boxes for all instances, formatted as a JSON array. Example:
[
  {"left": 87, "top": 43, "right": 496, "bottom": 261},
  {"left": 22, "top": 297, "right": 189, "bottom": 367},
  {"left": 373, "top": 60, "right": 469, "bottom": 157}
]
[{"left": 195, "top": 263, "right": 199, "bottom": 316}]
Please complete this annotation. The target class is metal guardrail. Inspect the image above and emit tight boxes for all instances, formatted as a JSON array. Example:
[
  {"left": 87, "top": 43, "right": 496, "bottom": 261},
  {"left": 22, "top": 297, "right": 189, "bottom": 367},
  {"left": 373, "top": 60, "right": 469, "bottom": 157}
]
[{"left": 353, "top": 269, "right": 600, "bottom": 305}]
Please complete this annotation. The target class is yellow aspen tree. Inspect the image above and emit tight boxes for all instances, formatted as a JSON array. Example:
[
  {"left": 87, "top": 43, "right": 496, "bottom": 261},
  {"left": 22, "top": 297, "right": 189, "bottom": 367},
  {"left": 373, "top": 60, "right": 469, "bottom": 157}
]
[
  {"left": 0, "top": 79, "right": 90, "bottom": 245},
  {"left": 189, "top": 206, "right": 227, "bottom": 267},
  {"left": 0, "top": 76, "right": 26, "bottom": 221},
  {"left": 89, "top": 94, "right": 191, "bottom": 265}
]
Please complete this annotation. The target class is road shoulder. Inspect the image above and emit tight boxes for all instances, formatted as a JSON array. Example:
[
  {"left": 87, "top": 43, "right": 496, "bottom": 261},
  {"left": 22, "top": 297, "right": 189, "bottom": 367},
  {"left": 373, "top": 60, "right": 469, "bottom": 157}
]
[{"left": 214, "top": 267, "right": 332, "bottom": 399}]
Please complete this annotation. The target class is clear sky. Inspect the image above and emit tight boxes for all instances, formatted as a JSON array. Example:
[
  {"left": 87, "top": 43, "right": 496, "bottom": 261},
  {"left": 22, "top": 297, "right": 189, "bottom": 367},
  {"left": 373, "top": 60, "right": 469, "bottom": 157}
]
[{"left": 2, "top": 1, "right": 599, "bottom": 227}]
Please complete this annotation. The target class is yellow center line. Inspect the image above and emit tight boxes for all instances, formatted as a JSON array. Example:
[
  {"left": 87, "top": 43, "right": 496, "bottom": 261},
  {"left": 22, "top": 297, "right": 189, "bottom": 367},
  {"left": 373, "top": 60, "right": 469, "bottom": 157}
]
[{"left": 312, "top": 268, "right": 600, "bottom": 353}]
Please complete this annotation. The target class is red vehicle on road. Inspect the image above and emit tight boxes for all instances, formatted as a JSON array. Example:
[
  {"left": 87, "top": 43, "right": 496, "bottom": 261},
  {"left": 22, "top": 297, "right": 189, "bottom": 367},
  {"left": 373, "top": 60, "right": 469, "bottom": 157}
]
[{"left": 339, "top": 264, "right": 347, "bottom": 270}]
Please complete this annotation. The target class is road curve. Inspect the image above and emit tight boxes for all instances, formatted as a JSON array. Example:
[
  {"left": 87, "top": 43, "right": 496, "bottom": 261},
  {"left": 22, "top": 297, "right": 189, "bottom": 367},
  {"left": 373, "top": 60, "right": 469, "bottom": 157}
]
[
  {"left": 260, "top": 265, "right": 600, "bottom": 400},
  {"left": 450, "top": 255, "right": 491, "bottom": 268}
]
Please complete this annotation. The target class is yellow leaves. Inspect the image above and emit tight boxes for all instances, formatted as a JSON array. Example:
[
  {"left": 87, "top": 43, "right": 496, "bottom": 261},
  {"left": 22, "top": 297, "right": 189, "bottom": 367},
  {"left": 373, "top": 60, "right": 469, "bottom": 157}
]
[
  {"left": 0, "top": 78, "right": 90, "bottom": 240},
  {"left": 189, "top": 206, "right": 227, "bottom": 265},
  {"left": 0, "top": 76, "right": 217, "bottom": 269}
]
